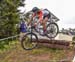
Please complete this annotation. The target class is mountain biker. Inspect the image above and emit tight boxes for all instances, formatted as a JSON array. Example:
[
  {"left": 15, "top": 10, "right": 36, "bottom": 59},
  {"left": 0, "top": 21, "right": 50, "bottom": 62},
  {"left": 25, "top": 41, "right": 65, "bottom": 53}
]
[{"left": 28, "top": 7, "right": 51, "bottom": 33}]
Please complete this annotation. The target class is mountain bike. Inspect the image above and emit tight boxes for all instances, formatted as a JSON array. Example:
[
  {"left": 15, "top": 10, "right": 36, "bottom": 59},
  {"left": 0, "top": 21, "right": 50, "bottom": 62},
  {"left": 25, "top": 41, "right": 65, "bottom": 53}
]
[{"left": 21, "top": 14, "right": 59, "bottom": 50}]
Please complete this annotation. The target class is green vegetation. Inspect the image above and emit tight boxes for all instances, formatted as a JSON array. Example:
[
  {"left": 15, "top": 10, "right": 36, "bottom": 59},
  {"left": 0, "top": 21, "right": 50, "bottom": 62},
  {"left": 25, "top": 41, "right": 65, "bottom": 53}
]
[
  {"left": 0, "top": 0, "right": 25, "bottom": 38},
  {"left": 0, "top": 39, "right": 18, "bottom": 53},
  {"left": 0, "top": 0, "right": 25, "bottom": 53},
  {"left": 72, "top": 36, "right": 75, "bottom": 41}
]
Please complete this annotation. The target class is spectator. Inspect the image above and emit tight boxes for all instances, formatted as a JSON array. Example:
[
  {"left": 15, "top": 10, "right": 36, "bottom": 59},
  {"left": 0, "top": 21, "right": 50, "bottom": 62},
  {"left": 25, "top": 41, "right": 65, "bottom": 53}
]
[
  {"left": 20, "top": 20, "right": 27, "bottom": 33},
  {"left": 19, "top": 19, "right": 27, "bottom": 41}
]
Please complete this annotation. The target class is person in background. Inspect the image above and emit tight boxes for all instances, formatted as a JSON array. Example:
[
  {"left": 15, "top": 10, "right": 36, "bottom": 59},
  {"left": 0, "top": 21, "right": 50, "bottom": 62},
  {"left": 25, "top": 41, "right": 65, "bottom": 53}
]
[{"left": 19, "top": 18, "right": 27, "bottom": 41}]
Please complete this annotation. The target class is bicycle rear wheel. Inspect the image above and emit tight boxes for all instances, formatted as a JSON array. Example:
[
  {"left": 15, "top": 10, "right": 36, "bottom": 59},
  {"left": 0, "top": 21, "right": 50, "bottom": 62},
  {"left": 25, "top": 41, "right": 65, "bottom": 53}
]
[
  {"left": 21, "top": 32, "right": 38, "bottom": 50},
  {"left": 46, "top": 23, "right": 59, "bottom": 38}
]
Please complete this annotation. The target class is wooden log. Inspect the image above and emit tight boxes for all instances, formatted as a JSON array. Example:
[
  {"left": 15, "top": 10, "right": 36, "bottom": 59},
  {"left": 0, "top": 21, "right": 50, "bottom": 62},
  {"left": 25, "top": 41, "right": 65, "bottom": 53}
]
[
  {"left": 37, "top": 39, "right": 70, "bottom": 46},
  {"left": 38, "top": 43, "right": 70, "bottom": 49},
  {"left": 32, "top": 39, "right": 72, "bottom": 49}
]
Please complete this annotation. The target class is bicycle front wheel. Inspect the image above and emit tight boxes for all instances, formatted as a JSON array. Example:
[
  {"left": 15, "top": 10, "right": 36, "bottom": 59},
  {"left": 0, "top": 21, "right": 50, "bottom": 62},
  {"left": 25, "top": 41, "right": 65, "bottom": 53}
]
[{"left": 21, "top": 32, "right": 38, "bottom": 50}]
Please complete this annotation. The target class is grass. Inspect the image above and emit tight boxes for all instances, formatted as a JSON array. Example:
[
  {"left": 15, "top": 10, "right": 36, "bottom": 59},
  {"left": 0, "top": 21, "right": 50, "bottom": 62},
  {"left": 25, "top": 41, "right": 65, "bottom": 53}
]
[
  {"left": 0, "top": 40, "right": 74, "bottom": 62},
  {"left": 0, "top": 40, "right": 19, "bottom": 62},
  {"left": 25, "top": 45, "right": 74, "bottom": 61},
  {"left": 0, "top": 40, "right": 18, "bottom": 54}
]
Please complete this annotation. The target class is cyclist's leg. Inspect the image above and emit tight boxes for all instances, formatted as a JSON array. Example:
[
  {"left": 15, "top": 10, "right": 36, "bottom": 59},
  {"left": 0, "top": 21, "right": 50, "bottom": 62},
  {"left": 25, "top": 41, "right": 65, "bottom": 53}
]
[
  {"left": 42, "top": 14, "right": 50, "bottom": 32},
  {"left": 43, "top": 17, "right": 48, "bottom": 31}
]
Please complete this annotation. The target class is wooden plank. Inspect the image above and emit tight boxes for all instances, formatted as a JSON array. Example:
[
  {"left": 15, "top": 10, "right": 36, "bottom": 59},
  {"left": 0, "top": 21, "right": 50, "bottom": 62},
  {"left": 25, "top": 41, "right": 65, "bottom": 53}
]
[
  {"left": 38, "top": 43, "right": 70, "bottom": 49},
  {"left": 37, "top": 39, "right": 70, "bottom": 46}
]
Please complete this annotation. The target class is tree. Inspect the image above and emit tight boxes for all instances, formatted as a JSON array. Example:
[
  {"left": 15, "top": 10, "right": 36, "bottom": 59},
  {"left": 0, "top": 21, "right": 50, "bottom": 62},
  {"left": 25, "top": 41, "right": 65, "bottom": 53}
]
[{"left": 0, "top": 0, "right": 25, "bottom": 38}]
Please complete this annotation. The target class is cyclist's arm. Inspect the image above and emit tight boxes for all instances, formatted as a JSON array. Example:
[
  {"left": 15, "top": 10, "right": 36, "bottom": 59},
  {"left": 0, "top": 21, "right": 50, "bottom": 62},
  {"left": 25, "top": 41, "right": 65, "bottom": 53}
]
[
  {"left": 27, "top": 13, "right": 35, "bottom": 26},
  {"left": 38, "top": 12, "right": 43, "bottom": 23}
]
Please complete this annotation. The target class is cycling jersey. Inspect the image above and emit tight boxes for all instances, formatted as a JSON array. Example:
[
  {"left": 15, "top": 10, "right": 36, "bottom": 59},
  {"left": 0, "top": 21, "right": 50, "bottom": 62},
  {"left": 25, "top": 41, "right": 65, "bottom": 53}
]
[
  {"left": 33, "top": 10, "right": 43, "bottom": 21},
  {"left": 32, "top": 9, "right": 50, "bottom": 21}
]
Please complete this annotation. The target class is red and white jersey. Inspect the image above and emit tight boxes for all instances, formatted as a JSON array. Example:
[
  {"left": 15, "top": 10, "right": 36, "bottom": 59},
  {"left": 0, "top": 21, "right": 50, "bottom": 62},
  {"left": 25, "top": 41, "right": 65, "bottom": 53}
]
[{"left": 32, "top": 9, "right": 50, "bottom": 21}]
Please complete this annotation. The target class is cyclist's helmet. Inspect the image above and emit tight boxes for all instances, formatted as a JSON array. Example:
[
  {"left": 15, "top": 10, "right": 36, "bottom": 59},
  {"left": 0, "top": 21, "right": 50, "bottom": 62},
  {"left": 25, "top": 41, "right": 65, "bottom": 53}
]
[{"left": 32, "top": 7, "right": 39, "bottom": 13}]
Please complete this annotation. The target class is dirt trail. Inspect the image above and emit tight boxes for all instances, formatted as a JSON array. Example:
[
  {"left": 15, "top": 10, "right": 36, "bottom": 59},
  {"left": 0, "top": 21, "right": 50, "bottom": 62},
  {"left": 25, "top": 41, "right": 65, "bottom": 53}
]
[
  {"left": 0, "top": 42, "right": 75, "bottom": 62},
  {"left": 0, "top": 43, "right": 50, "bottom": 62}
]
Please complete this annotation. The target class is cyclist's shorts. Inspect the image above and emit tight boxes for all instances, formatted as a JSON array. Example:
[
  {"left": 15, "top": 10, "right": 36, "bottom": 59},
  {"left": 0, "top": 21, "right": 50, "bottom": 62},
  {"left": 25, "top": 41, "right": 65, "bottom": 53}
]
[{"left": 43, "top": 13, "right": 50, "bottom": 19}]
